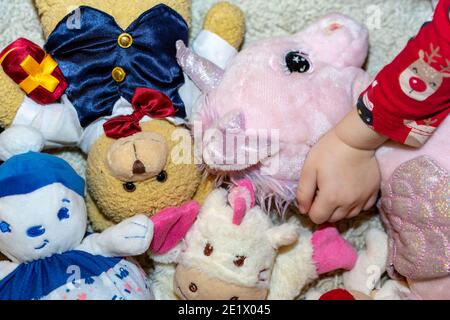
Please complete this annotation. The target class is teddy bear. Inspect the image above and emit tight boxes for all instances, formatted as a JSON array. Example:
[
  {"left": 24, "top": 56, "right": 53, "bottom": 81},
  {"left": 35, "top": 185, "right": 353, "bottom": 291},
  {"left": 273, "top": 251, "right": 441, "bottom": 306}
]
[
  {"left": 149, "top": 179, "right": 358, "bottom": 300},
  {"left": 85, "top": 117, "right": 215, "bottom": 232},
  {"left": 0, "top": 151, "right": 155, "bottom": 300},
  {"left": 0, "top": 0, "right": 245, "bottom": 155},
  {"left": 176, "top": 13, "right": 372, "bottom": 213}
]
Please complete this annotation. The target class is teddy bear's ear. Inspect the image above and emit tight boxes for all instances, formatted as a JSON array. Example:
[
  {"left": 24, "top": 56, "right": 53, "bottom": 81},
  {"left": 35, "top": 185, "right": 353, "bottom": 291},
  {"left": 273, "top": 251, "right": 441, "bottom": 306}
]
[{"left": 296, "top": 13, "right": 369, "bottom": 68}]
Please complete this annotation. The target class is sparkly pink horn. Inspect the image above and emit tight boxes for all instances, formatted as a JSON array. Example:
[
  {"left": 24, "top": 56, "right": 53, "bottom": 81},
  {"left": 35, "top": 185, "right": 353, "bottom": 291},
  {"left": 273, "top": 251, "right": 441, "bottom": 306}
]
[
  {"left": 176, "top": 40, "right": 225, "bottom": 93},
  {"left": 228, "top": 179, "right": 256, "bottom": 225}
]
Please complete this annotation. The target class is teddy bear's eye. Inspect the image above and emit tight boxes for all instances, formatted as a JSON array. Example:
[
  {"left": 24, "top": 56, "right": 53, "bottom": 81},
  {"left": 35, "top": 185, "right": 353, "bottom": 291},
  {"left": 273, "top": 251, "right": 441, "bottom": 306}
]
[
  {"left": 0, "top": 221, "right": 11, "bottom": 233},
  {"left": 285, "top": 51, "right": 312, "bottom": 74},
  {"left": 123, "top": 182, "right": 136, "bottom": 192},
  {"left": 156, "top": 170, "right": 168, "bottom": 183}
]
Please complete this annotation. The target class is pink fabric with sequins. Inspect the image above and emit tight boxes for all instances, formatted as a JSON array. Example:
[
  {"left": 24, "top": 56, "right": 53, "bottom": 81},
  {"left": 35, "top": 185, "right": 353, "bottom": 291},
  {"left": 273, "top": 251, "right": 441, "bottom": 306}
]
[{"left": 380, "top": 156, "right": 450, "bottom": 281}]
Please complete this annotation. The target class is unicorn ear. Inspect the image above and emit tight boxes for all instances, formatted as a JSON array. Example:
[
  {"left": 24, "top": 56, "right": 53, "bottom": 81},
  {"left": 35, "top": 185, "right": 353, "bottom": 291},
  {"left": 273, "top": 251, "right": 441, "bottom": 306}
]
[
  {"left": 228, "top": 179, "right": 256, "bottom": 225},
  {"left": 266, "top": 224, "right": 299, "bottom": 249},
  {"left": 295, "top": 13, "right": 369, "bottom": 68}
]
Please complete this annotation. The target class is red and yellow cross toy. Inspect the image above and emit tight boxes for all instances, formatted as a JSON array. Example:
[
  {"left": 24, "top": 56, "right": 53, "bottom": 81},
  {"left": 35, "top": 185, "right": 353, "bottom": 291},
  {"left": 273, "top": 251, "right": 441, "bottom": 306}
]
[{"left": 0, "top": 38, "right": 67, "bottom": 105}]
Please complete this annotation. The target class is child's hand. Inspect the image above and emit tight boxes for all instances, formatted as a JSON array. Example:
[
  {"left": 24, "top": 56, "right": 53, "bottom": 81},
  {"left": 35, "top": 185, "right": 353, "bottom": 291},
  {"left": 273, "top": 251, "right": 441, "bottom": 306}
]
[{"left": 297, "top": 110, "right": 387, "bottom": 224}]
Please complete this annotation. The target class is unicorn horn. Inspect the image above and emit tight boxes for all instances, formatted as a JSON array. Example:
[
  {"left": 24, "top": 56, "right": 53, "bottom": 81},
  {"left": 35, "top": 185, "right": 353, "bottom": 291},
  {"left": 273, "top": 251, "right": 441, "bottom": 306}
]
[{"left": 176, "top": 40, "right": 225, "bottom": 93}]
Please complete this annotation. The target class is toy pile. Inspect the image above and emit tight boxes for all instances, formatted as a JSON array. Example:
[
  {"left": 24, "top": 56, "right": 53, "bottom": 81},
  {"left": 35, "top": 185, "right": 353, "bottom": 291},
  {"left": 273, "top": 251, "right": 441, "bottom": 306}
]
[{"left": 0, "top": 0, "right": 448, "bottom": 300}]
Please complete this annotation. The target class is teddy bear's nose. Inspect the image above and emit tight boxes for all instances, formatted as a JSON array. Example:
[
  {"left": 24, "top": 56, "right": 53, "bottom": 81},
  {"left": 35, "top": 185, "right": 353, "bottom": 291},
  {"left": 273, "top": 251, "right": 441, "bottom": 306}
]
[
  {"left": 132, "top": 160, "right": 146, "bottom": 175},
  {"left": 26, "top": 225, "right": 46, "bottom": 237},
  {"left": 106, "top": 132, "right": 168, "bottom": 182}
]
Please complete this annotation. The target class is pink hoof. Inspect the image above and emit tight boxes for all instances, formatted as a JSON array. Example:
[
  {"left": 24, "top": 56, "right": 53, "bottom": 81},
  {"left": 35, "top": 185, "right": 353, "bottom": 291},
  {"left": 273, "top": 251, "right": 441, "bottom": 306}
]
[{"left": 311, "top": 224, "right": 357, "bottom": 275}]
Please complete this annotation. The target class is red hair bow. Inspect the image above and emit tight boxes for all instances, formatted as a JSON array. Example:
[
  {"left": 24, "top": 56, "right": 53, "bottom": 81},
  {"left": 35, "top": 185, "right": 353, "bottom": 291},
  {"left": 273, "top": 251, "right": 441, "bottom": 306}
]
[{"left": 103, "top": 88, "right": 176, "bottom": 139}]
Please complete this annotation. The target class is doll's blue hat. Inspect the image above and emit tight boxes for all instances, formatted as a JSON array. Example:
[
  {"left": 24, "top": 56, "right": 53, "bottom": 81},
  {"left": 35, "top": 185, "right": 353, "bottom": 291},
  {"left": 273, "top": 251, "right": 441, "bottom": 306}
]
[{"left": 0, "top": 152, "right": 85, "bottom": 198}]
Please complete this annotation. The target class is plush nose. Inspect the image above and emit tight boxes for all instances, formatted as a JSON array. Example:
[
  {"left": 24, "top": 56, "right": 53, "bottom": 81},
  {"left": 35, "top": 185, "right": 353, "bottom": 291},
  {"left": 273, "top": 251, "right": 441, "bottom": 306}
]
[
  {"left": 132, "top": 159, "right": 146, "bottom": 175},
  {"left": 26, "top": 225, "right": 45, "bottom": 237},
  {"left": 409, "top": 77, "right": 427, "bottom": 92},
  {"left": 106, "top": 132, "right": 168, "bottom": 182}
]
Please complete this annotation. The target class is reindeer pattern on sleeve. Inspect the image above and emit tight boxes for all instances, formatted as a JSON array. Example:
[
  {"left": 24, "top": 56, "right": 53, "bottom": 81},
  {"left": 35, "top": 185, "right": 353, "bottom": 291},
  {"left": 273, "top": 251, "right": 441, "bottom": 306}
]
[{"left": 357, "top": 0, "right": 450, "bottom": 147}]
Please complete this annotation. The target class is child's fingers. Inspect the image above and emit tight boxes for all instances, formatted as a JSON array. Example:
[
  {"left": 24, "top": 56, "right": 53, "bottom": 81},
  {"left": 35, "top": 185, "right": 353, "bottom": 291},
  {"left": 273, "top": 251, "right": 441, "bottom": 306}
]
[
  {"left": 329, "top": 207, "right": 349, "bottom": 223},
  {"left": 347, "top": 206, "right": 363, "bottom": 219},
  {"left": 363, "top": 193, "right": 378, "bottom": 211},
  {"left": 296, "top": 166, "right": 317, "bottom": 214},
  {"left": 308, "top": 192, "right": 336, "bottom": 224}
]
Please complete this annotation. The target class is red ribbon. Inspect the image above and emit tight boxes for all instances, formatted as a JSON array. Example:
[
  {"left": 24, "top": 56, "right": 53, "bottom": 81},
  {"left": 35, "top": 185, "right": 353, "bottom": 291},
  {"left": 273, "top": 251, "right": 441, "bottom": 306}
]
[{"left": 103, "top": 87, "right": 176, "bottom": 139}]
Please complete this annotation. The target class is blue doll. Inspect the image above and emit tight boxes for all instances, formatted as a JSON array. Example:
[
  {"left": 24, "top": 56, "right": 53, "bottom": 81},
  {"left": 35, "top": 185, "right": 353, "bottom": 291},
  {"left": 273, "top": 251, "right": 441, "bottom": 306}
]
[{"left": 0, "top": 152, "right": 154, "bottom": 300}]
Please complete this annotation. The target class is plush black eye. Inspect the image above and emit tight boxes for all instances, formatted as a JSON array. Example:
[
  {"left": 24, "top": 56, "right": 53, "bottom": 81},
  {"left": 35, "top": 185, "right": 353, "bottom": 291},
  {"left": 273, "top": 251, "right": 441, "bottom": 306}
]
[
  {"left": 204, "top": 243, "right": 213, "bottom": 256},
  {"left": 412, "top": 67, "right": 419, "bottom": 74},
  {"left": 429, "top": 82, "right": 437, "bottom": 88},
  {"left": 123, "top": 182, "right": 136, "bottom": 192},
  {"left": 189, "top": 283, "right": 198, "bottom": 293},
  {"left": 285, "top": 51, "right": 311, "bottom": 73},
  {"left": 156, "top": 170, "right": 167, "bottom": 183},
  {"left": 230, "top": 296, "right": 239, "bottom": 300},
  {"left": 233, "top": 256, "right": 246, "bottom": 267}
]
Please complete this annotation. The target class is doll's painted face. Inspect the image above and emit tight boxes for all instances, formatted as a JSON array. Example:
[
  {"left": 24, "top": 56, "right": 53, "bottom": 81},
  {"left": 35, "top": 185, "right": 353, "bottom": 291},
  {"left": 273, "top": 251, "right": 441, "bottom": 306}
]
[{"left": 0, "top": 183, "right": 87, "bottom": 263}]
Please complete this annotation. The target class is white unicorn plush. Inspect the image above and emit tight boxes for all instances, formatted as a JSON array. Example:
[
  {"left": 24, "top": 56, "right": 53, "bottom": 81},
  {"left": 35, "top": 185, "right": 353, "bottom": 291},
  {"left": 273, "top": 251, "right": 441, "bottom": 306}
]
[
  {"left": 0, "top": 151, "right": 155, "bottom": 300},
  {"left": 151, "top": 179, "right": 357, "bottom": 300}
]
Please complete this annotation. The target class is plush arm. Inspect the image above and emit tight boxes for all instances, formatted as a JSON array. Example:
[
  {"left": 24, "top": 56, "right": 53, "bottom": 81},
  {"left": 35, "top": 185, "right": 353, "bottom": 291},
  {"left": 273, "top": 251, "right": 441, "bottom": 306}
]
[
  {"left": 343, "top": 228, "right": 388, "bottom": 295},
  {"left": 77, "top": 214, "right": 153, "bottom": 258},
  {"left": 268, "top": 233, "right": 317, "bottom": 300},
  {"left": 0, "top": 261, "right": 18, "bottom": 281},
  {"left": 11, "top": 95, "right": 82, "bottom": 149},
  {"left": 269, "top": 224, "right": 357, "bottom": 300}
]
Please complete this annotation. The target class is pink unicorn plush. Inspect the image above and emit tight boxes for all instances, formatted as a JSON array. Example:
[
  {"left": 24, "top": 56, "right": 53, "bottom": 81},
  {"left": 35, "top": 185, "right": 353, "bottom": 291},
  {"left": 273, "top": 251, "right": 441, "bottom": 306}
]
[{"left": 177, "top": 13, "right": 372, "bottom": 211}]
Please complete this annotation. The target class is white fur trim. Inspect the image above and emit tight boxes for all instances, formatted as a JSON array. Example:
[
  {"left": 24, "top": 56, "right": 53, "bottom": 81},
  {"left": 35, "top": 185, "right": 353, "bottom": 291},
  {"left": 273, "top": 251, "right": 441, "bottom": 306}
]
[{"left": 192, "top": 30, "right": 238, "bottom": 69}]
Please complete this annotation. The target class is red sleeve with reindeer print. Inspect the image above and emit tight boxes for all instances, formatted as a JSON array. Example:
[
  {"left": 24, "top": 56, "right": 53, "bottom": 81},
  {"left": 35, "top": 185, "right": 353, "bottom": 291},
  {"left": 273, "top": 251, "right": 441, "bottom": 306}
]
[{"left": 357, "top": 0, "right": 450, "bottom": 147}]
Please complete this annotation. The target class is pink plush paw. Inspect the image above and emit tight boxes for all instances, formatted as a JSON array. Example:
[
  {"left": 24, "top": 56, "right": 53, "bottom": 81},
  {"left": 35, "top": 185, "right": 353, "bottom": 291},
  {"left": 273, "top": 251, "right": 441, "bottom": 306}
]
[
  {"left": 311, "top": 224, "right": 357, "bottom": 275},
  {"left": 150, "top": 201, "right": 200, "bottom": 254}
]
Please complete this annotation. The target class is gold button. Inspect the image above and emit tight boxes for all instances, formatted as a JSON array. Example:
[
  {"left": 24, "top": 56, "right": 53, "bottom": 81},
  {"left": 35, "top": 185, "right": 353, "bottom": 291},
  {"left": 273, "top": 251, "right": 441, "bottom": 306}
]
[
  {"left": 118, "top": 33, "right": 133, "bottom": 49},
  {"left": 112, "top": 67, "right": 126, "bottom": 82}
]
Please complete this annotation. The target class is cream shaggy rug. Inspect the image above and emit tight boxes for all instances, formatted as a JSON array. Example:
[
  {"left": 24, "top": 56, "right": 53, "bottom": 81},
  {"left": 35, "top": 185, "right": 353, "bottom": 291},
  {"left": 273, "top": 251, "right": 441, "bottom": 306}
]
[{"left": 0, "top": 0, "right": 434, "bottom": 298}]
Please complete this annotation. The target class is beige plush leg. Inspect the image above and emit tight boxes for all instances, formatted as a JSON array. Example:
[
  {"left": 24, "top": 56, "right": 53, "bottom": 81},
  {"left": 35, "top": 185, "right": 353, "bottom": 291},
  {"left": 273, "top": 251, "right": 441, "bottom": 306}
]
[{"left": 204, "top": 2, "right": 246, "bottom": 50}]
